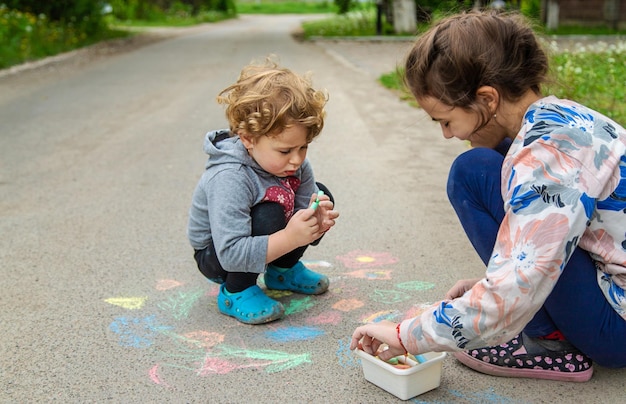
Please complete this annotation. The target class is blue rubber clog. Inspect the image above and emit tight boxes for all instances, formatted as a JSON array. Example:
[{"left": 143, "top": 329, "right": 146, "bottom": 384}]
[
  {"left": 217, "top": 284, "right": 284, "bottom": 324},
  {"left": 264, "top": 261, "right": 329, "bottom": 295}
]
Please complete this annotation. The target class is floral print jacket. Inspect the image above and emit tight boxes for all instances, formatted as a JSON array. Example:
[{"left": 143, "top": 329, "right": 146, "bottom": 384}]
[{"left": 403, "top": 96, "right": 626, "bottom": 353}]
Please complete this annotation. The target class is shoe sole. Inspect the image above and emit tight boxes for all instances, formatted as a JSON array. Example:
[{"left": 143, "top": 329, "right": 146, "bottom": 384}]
[
  {"left": 219, "top": 308, "right": 283, "bottom": 325},
  {"left": 454, "top": 352, "right": 594, "bottom": 382},
  {"left": 264, "top": 282, "right": 328, "bottom": 295},
  {"left": 264, "top": 274, "right": 329, "bottom": 295}
]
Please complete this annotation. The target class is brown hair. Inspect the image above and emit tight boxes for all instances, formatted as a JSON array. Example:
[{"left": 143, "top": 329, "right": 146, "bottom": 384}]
[
  {"left": 404, "top": 11, "right": 548, "bottom": 129},
  {"left": 217, "top": 57, "right": 328, "bottom": 143}
]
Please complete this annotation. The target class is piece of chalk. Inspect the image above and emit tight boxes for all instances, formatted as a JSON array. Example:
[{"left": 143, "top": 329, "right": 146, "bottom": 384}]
[
  {"left": 310, "top": 190, "right": 324, "bottom": 210},
  {"left": 386, "top": 357, "right": 399, "bottom": 365},
  {"left": 406, "top": 353, "right": 427, "bottom": 364}
]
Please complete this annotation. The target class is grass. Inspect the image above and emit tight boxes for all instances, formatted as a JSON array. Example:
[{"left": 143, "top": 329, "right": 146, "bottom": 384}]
[
  {"left": 236, "top": 0, "right": 336, "bottom": 14},
  {"left": 0, "top": 7, "right": 131, "bottom": 69},
  {"left": 547, "top": 44, "right": 626, "bottom": 121},
  {"left": 379, "top": 40, "right": 626, "bottom": 124},
  {"left": 545, "top": 25, "right": 626, "bottom": 36},
  {"left": 0, "top": 6, "right": 233, "bottom": 69},
  {"left": 109, "top": 7, "right": 235, "bottom": 28},
  {"left": 301, "top": 9, "right": 381, "bottom": 38}
]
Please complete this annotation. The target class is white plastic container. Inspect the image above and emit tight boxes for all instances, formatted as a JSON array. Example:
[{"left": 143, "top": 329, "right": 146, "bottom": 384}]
[{"left": 355, "top": 349, "right": 446, "bottom": 400}]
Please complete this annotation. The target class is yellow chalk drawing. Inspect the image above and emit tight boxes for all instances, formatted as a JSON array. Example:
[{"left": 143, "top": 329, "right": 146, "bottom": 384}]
[
  {"left": 104, "top": 296, "right": 147, "bottom": 310},
  {"left": 265, "top": 289, "right": 293, "bottom": 298}
]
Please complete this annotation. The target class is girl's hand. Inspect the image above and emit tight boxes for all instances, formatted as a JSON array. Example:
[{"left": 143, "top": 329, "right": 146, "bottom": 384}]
[
  {"left": 444, "top": 278, "right": 482, "bottom": 300},
  {"left": 350, "top": 320, "right": 406, "bottom": 362}
]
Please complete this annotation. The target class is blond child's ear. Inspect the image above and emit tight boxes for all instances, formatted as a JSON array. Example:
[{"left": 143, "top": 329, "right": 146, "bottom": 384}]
[{"left": 238, "top": 131, "right": 255, "bottom": 150}]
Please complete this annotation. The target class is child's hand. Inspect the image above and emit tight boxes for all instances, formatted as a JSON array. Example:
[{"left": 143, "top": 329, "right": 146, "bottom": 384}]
[
  {"left": 284, "top": 206, "right": 324, "bottom": 247},
  {"left": 308, "top": 192, "right": 339, "bottom": 234}
]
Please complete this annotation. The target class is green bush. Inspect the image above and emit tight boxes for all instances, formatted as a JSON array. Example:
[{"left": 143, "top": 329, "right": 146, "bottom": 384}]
[
  {"left": 108, "top": 0, "right": 163, "bottom": 20},
  {"left": 108, "top": 0, "right": 234, "bottom": 20},
  {"left": 0, "top": 5, "right": 128, "bottom": 69},
  {"left": 301, "top": 9, "right": 379, "bottom": 38},
  {"left": 2, "top": 0, "right": 108, "bottom": 35}
]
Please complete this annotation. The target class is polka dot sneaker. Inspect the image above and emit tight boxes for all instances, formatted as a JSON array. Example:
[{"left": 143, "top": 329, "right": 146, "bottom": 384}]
[{"left": 454, "top": 332, "right": 593, "bottom": 382}]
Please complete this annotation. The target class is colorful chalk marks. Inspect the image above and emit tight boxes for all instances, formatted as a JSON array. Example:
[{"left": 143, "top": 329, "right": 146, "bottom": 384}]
[
  {"left": 103, "top": 253, "right": 446, "bottom": 393},
  {"left": 156, "top": 289, "right": 204, "bottom": 320},
  {"left": 336, "top": 250, "right": 398, "bottom": 269},
  {"left": 397, "top": 280, "right": 436, "bottom": 291},
  {"left": 265, "top": 326, "right": 325, "bottom": 342},
  {"left": 109, "top": 315, "right": 172, "bottom": 348},
  {"left": 149, "top": 343, "right": 313, "bottom": 381}
]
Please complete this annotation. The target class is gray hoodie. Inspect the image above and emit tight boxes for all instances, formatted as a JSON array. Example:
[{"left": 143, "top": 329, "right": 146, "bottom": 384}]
[{"left": 187, "top": 129, "right": 318, "bottom": 274}]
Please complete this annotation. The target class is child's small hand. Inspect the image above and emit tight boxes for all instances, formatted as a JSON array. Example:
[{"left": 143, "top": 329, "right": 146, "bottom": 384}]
[
  {"left": 308, "top": 192, "right": 339, "bottom": 234},
  {"left": 285, "top": 207, "right": 323, "bottom": 246}
]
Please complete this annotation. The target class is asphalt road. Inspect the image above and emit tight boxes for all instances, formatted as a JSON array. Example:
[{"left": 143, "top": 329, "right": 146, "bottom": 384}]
[{"left": 1, "top": 14, "right": 624, "bottom": 403}]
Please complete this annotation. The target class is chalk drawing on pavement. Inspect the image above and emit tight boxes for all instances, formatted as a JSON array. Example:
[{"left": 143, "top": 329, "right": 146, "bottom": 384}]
[
  {"left": 156, "top": 279, "right": 184, "bottom": 291},
  {"left": 109, "top": 315, "right": 173, "bottom": 348},
  {"left": 104, "top": 296, "right": 148, "bottom": 310},
  {"left": 332, "top": 298, "right": 364, "bottom": 312},
  {"left": 103, "top": 252, "right": 528, "bottom": 404},
  {"left": 157, "top": 289, "right": 204, "bottom": 320},
  {"left": 265, "top": 326, "right": 325, "bottom": 342},
  {"left": 336, "top": 250, "right": 398, "bottom": 269},
  {"left": 345, "top": 269, "right": 393, "bottom": 280},
  {"left": 370, "top": 289, "right": 411, "bottom": 304},
  {"left": 360, "top": 309, "right": 402, "bottom": 324},
  {"left": 396, "top": 280, "right": 436, "bottom": 291}
]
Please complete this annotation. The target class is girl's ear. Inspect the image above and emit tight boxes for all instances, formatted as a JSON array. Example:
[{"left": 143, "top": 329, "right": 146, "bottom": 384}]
[{"left": 476, "top": 86, "right": 499, "bottom": 115}]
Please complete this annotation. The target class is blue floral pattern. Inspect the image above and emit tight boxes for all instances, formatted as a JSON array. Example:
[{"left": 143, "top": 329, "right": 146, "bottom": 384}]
[{"left": 407, "top": 96, "right": 626, "bottom": 353}]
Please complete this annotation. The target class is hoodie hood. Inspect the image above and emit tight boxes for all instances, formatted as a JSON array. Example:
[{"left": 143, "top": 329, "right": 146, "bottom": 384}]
[{"left": 203, "top": 129, "right": 261, "bottom": 172}]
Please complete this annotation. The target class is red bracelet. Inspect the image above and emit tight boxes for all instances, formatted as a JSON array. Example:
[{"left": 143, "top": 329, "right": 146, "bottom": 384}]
[{"left": 396, "top": 323, "right": 408, "bottom": 355}]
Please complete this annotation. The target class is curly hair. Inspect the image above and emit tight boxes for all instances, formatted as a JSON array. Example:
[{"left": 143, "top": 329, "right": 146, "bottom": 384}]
[
  {"left": 217, "top": 58, "right": 328, "bottom": 143},
  {"left": 404, "top": 11, "right": 549, "bottom": 130}
]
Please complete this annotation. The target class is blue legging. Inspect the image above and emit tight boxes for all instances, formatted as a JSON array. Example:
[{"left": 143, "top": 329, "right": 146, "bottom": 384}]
[{"left": 446, "top": 146, "right": 626, "bottom": 368}]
